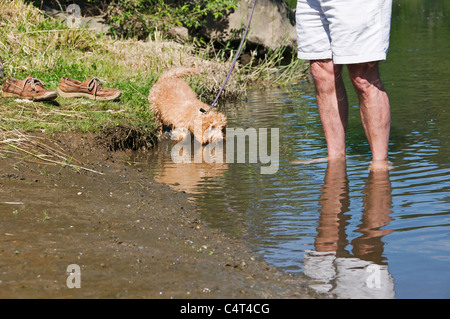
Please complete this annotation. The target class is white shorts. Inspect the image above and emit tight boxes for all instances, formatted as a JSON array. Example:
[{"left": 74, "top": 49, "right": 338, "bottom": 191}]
[{"left": 296, "top": 0, "right": 393, "bottom": 64}]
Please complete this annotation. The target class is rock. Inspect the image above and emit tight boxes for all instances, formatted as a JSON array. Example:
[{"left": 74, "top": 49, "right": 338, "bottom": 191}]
[
  {"left": 41, "top": 5, "right": 109, "bottom": 33},
  {"left": 197, "top": 0, "right": 297, "bottom": 54},
  {"left": 169, "top": 26, "right": 190, "bottom": 42}
]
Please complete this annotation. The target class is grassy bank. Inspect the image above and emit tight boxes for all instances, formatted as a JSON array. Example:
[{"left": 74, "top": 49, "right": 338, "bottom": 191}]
[
  {"left": 0, "top": 0, "right": 306, "bottom": 156},
  {"left": 0, "top": 1, "right": 243, "bottom": 135}
]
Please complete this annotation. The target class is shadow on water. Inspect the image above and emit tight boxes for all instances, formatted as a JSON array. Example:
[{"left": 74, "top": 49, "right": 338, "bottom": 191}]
[{"left": 140, "top": 0, "right": 450, "bottom": 298}]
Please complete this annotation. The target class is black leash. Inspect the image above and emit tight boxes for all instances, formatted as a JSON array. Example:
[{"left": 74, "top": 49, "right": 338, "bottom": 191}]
[{"left": 202, "top": 0, "right": 257, "bottom": 114}]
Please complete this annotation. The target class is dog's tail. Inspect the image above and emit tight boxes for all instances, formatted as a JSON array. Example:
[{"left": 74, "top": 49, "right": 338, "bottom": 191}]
[{"left": 159, "top": 67, "right": 200, "bottom": 80}]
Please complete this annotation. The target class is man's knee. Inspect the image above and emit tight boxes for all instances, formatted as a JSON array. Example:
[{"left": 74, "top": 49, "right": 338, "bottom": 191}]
[
  {"left": 310, "top": 60, "right": 342, "bottom": 85},
  {"left": 347, "top": 62, "right": 384, "bottom": 95}
]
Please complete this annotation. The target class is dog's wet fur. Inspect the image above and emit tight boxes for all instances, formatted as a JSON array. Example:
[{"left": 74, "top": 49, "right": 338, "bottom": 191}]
[{"left": 148, "top": 67, "right": 227, "bottom": 144}]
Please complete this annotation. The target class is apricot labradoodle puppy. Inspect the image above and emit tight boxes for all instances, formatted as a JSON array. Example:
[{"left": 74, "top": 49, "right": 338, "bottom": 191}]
[{"left": 148, "top": 67, "right": 227, "bottom": 144}]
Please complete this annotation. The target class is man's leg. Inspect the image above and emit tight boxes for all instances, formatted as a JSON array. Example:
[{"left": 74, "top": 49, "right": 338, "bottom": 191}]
[
  {"left": 310, "top": 59, "right": 348, "bottom": 160},
  {"left": 347, "top": 62, "right": 390, "bottom": 168}
]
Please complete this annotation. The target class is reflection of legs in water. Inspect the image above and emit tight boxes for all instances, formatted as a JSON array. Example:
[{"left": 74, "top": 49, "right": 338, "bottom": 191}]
[
  {"left": 352, "top": 169, "right": 394, "bottom": 264},
  {"left": 332, "top": 169, "right": 395, "bottom": 298},
  {"left": 304, "top": 160, "right": 395, "bottom": 297},
  {"left": 315, "top": 158, "right": 350, "bottom": 253},
  {"left": 303, "top": 159, "right": 350, "bottom": 293}
]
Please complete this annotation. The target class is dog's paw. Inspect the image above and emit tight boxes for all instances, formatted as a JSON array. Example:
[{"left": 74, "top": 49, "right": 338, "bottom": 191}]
[
  {"left": 170, "top": 128, "right": 190, "bottom": 143},
  {"left": 202, "top": 125, "right": 226, "bottom": 144}
]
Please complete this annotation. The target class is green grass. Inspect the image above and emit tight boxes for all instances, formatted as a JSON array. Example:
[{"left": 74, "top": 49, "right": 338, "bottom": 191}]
[
  {"left": 0, "top": 0, "right": 242, "bottom": 136},
  {"left": 0, "top": 0, "right": 307, "bottom": 148},
  {"left": 0, "top": 2, "right": 151, "bottom": 135},
  {"left": 284, "top": 0, "right": 297, "bottom": 9}
]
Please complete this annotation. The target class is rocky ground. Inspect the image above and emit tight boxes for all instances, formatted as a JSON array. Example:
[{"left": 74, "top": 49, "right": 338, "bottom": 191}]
[{"left": 0, "top": 132, "right": 323, "bottom": 299}]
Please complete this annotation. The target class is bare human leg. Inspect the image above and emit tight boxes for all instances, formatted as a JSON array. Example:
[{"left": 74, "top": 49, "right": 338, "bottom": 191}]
[
  {"left": 310, "top": 59, "right": 349, "bottom": 160},
  {"left": 347, "top": 62, "right": 391, "bottom": 170}
]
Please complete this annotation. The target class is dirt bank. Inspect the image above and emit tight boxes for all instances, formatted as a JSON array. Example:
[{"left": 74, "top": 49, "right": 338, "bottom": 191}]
[{"left": 0, "top": 132, "right": 321, "bottom": 299}]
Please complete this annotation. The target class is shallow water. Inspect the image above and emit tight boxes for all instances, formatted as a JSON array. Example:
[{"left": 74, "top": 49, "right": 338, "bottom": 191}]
[{"left": 142, "top": 0, "right": 450, "bottom": 298}]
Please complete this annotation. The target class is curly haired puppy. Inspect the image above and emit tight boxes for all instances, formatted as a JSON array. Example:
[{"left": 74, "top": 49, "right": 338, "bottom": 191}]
[{"left": 148, "top": 67, "right": 227, "bottom": 144}]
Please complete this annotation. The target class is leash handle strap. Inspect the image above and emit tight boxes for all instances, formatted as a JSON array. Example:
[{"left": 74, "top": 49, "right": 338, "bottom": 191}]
[{"left": 209, "top": 0, "right": 257, "bottom": 110}]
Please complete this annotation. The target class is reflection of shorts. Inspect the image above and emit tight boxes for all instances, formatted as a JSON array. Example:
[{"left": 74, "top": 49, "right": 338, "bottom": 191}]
[
  {"left": 296, "top": 0, "right": 393, "bottom": 64},
  {"left": 303, "top": 250, "right": 395, "bottom": 299}
]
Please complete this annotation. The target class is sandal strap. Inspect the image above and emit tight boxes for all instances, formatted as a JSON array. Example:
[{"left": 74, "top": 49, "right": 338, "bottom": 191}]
[
  {"left": 81, "top": 77, "right": 103, "bottom": 97},
  {"left": 20, "top": 77, "right": 46, "bottom": 92}
]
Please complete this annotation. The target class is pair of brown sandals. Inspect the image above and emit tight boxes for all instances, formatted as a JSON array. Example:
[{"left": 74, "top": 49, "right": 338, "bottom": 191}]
[
  {"left": 1, "top": 76, "right": 121, "bottom": 102},
  {"left": 0, "top": 57, "right": 121, "bottom": 102}
]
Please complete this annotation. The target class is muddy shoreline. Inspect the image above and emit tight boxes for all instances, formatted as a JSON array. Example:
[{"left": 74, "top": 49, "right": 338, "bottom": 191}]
[{"left": 0, "top": 132, "right": 324, "bottom": 299}]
